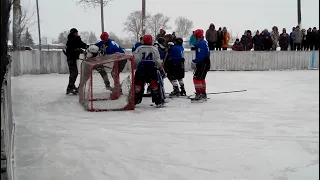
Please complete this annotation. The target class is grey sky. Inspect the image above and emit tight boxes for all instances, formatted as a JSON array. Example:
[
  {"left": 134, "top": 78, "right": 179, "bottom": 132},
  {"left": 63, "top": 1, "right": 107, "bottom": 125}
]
[{"left": 20, "top": 0, "right": 319, "bottom": 43}]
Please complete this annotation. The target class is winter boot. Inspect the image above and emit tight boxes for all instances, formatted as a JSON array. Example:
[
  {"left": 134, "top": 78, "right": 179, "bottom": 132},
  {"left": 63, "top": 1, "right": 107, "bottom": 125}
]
[
  {"left": 169, "top": 86, "right": 180, "bottom": 97},
  {"left": 179, "top": 85, "right": 186, "bottom": 96},
  {"left": 66, "top": 85, "right": 78, "bottom": 95}
]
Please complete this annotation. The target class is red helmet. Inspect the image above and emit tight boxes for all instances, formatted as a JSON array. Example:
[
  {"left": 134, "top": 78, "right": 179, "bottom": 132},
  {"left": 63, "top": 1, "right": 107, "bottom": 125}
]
[
  {"left": 100, "top": 32, "right": 109, "bottom": 41},
  {"left": 194, "top": 29, "right": 204, "bottom": 38},
  {"left": 143, "top": 34, "right": 153, "bottom": 45}
]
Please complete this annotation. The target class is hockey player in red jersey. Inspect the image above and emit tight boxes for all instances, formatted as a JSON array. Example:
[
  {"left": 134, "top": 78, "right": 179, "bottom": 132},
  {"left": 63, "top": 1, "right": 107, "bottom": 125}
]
[
  {"left": 133, "top": 34, "right": 164, "bottom": 106},
  {"left": 191, "top": 29, "right": 211, "bottom": 102}
]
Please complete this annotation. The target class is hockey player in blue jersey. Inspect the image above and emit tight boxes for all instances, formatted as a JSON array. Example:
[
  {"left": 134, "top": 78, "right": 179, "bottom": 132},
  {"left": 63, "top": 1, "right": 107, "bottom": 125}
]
[
  {"left": 134, "top": 34, "right": 164, "bottom": 106},
  {"left": 132, "top": 37, "right": 143, "bottom": 53},
  {"left": 94, "top": 32, "right": 127, "bottom": 91},
  {"left": 191, "top": 29, "right": 211, "bottom": 102},
  {"left": 166, "top": 37, "right": 186, "bottom": 97}
]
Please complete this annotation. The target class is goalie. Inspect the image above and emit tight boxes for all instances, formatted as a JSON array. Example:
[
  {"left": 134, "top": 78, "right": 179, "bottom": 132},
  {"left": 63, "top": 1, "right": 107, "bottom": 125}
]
[
  {"left": 133, "top": 34, "right": 164, "bottom": 106},
  {"left": 93, "top": 32, "right": 127, "bottom": 91}
]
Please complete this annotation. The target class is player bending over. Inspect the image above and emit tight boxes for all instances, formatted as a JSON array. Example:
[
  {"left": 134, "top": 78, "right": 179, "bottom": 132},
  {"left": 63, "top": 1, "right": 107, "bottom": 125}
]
[
  {"left": 191, "top": 29, "right": 211, "bottom": 102},
  {"left": 94, "top": 32, "right": 126, "bottom": 90},
  {"left": 133, "top": 34, "right": 164, "bottom": 106},
  {"left": 166, "top": 37, "right": 186, "bottom": 97}
]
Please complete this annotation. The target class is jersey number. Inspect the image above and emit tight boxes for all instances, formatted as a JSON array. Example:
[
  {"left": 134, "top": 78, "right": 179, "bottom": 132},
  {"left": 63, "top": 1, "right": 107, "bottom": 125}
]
[{"left": 142, "top": 52, "right": 153, "bottom": 60}]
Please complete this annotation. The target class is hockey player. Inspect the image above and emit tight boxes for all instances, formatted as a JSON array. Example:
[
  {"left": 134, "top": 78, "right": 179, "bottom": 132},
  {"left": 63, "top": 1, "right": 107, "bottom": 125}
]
[
  {"left": 191, "top": 29, "right": 211, "bottom": 102},
  {"left": 132, "top": 37, "right": 143, "bottom": 53},
  {"left": 166, "top": 37, "right": 186, "bottom": 97},
  {"left": 65, "top": 28, "right": 88, "bottom": 95},
  {"left": 133, "top": 34, "right": 163, "bottom": 106},
  {"left": 154, "top": 37, "right": 167, "bottom": 60},
  {"left": 94, "top": 32, "right": 126, "bottom": 90}
]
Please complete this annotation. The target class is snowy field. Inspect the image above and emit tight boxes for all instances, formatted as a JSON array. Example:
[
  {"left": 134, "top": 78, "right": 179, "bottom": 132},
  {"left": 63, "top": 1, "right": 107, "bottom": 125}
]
[{"left": 12, "top": 71, "right": 319, "bottom": 180}]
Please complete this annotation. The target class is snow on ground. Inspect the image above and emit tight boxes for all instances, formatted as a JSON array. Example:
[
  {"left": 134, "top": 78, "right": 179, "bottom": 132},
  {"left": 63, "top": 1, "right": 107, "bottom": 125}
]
[{"left": 12, "top": 71, "right": 319, "bottom": 180}]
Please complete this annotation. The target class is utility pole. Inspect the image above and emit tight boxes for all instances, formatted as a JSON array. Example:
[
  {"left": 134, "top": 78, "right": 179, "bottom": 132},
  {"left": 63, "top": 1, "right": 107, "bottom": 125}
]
[
  {"left": 36, "top": 0, "right": 42, "bottom": 50},
  {"left": 142, "top": 0, "right": 146, "bottom": 35},
  {"left": 297, "top": 0, "right": 301, "bottom": 27},
  {"left": 100, "top": 0, "right": 104, "bottom": 32}
]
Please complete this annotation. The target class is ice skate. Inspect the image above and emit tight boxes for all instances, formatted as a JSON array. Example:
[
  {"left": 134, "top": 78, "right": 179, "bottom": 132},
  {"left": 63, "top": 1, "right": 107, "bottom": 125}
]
[
  {"left": 66, "top": 87, "right": 78, "bottom": 95},
  {"left": 169, "top": 86, "right": 180, "bottom": 97},
  {"left": 179, "top": 85, "right": 186, "bottom": 96},
  {"left": 190, "top": 93, "right": 204, "bottom": 103}
]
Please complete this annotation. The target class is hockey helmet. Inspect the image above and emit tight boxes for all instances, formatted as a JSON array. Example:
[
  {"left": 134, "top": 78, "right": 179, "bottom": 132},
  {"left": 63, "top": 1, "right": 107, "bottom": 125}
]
[
  {"left": 86, "top": 45, "right": 99, "bottom": 58},
  {"left": 174, "top": 38, "right": 183, "bottom": 46},
  {"left": 194, "top": 29, "right": 204, "bottom": 38},
  {"left": 143, "top": 34, "right": 153, "bottom": 45},
  {"left": 100, "top": 32, "right": 109, "bottom": 41}
]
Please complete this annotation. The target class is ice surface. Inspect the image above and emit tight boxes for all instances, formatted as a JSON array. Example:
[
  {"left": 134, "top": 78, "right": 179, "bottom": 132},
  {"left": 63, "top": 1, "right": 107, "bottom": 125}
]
[{"left": 11, "top": 71, "right": 319, "bottom": 180}]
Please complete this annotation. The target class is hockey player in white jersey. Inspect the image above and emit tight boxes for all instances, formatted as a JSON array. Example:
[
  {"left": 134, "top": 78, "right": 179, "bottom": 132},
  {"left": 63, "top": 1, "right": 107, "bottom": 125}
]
[{"left": 134, "top": 34, "right": 164, "bottom": 106}]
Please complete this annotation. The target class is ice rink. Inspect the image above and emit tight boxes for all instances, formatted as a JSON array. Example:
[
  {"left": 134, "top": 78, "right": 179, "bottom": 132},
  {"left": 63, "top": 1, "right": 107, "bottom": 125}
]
[{"left": 11, "top": 71, "right": 319, "bottom": 180}]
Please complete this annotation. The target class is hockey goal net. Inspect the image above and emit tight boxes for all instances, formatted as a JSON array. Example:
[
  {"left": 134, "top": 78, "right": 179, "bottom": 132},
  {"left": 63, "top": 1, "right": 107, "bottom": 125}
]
[{"left": 78, "top": 53, "right": 135, "bottom": 111}]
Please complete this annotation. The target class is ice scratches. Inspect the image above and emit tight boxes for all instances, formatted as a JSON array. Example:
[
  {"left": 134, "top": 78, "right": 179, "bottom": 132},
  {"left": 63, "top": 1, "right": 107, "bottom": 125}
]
[
  {"left": 115, "top": 153, "right": 218, "bottom": 173},
  {"left": 100, "top": 127, "right": 319, "bottom": 143}
]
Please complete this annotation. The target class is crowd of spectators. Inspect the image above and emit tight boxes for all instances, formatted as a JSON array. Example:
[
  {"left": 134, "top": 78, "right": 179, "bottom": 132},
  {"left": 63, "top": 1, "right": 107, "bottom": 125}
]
[
  {"left": 202, "top": 24, "right": 319, "bottom": 51},
  {"left": 156, "top": 24, "right": 319, "bottom": 52}
]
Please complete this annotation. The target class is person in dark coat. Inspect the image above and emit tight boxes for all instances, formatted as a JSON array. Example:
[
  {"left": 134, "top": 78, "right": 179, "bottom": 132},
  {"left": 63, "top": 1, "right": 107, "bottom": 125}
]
[
  {"left": 306, "top": 28, "right": 312, "bottom": 50},
  {"left": 279, "top": 28, "right": 290, "bottom": 51},
  {"left": 301, "top": 29, "right": 308, "bottom": 50},
  {"left": 252, "top": 30, "right": 263, "bottom": 51},
  {"left": 216, "top": 27, "right": 223, "bottom": 51},
  {"left": 310, "top": 27, "right": 319, "bottom": 50},
  {"left": 240, "top": 31, "right": 250, "bottom": 51},
  {"left": 65, "top": 28, "right": 87, "bottom": 94},
  {"left": 156, "top": 29, "right": 166, "bottom": 41},
  {"left": 263, "top": 34, "right": 273, "bottom": 51},
  {"left": 232, "top": 39, "right": 244, "bottom": 51},
  {"left": 289, "top": 27, "right": 295, "bottom": 51}
]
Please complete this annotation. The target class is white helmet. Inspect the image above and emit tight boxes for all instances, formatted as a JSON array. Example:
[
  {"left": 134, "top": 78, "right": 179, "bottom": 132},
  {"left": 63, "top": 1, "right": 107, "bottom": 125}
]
[{"left": 86, "top": 45, "right": 99, "bottom": 58}]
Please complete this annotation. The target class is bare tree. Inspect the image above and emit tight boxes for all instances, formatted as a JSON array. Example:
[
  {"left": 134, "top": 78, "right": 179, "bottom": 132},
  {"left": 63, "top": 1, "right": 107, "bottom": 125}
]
[
  {"left": 123, "top": 11, "right": 150, "bottom": 42},
  {"left": 12, "top": 2, "right": 36, "bottom": 50},
  {"left": 174, "top": 17, "right": 194, "bottom": 38},
  {"left": 147, "top": 13, "right": 170, "bottom": 40},
  {"left": 76, "top": 0, "right": 113, "bottom": 32}
]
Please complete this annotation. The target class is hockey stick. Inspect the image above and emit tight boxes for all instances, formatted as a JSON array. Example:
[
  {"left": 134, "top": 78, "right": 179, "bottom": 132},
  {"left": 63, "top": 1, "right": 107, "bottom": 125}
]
[{"left": 207, "top": 89, "right": 247, "bottom": 95}]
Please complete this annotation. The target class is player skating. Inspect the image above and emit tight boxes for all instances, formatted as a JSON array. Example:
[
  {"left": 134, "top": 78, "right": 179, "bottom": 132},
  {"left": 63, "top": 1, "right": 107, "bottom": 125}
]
[
  {"left": 190, "top": 29, "right": 211, "bottom": 102},
  {"left": 133, "top": 34, "right": 164, "bottom": 106},
  {"left": 165, "top": 37, "right": 186, "bottom": 97}
]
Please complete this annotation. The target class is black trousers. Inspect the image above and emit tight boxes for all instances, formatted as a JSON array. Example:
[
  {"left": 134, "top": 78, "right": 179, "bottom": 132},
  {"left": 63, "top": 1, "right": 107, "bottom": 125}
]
[
  {"left": 193, "top": 57, "right": 210, "bottom": 80},
  {"left": 67, "top": 58, "right": 78, "bottom": 89},
  {"left": 165, "top": 59, "right": 185, "bottom": 81},
  {"left": 208, "top": 41, "right": 216, "bottom": 50}
]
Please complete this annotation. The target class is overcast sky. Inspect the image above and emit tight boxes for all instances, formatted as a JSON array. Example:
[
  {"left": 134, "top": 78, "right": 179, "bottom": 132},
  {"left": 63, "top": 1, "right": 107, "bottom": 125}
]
[{"left": 19, "top": 0, "right": 319, "bottom": 43}]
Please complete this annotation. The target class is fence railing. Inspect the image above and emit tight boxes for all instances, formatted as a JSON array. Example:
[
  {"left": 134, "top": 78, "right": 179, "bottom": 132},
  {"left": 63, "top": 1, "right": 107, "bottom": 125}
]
[
  {"left": 9, "top": 50, "right": 319, "bottom": 76},
  {"left": 1, "top": 58, "right": 15, "bottom": 180}
]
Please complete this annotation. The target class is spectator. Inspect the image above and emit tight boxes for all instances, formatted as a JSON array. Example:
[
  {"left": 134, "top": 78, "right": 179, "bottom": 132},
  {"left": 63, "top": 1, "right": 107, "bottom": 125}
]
[
  {"left": 156, "top": 29, "right": 166, "bottom": 41},
  {"left": 263, "top": 34, "right": 273, "bottom": 51},
  {"left": 189, "top": 31, "right": 197, "bottom": 50},
  {"left": 232, "top": 39, "right": 244, "bottom": 51},
  {"left": 306, "top": 28, "right": 312, "bottom": 50},
  {"left": 252, "top": 30, "right": 263, "bottom": 51},
  {"left": 271, "top": 26, "right": 280, "bottom": 51},
  {"left": 310, "top": 27, "right": 319, "bottom": 50},
  {"left": 292, "top": 25, "right": 302, "bottom": 51},
  {"left": 172, "top": 32, "right": 176, "bottom": 40},
  {"left": 247, "top": 30, "right": 253, "bottom": 50},
  {"left": 205, "top": 23, "right": 218, "bottom": 50},
  {"left": 301, "top": 29, "right": 308, "bottom": 50},
  {"left": 222, "top": 27, "right": 230, "bottom": 50},
  {"left": 318, "top": 29, "right": 320, "bottom": 50},
  {"left": 279, "top": 28, "right": 290, "bottom": 51},
  {"left": 289, "top": 27, "right": 295, "bottom": 51},
  {"left": 240, "top": 31, "right": 250, "bottom": 51},
  {"left": 216, "top": 27, "right": 223, "bottom": 51}
]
